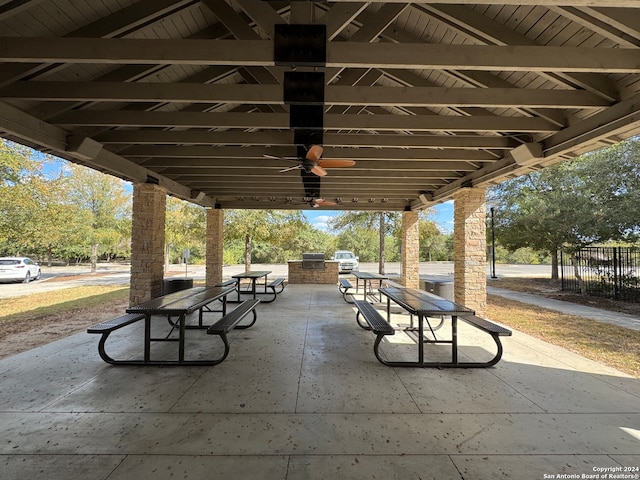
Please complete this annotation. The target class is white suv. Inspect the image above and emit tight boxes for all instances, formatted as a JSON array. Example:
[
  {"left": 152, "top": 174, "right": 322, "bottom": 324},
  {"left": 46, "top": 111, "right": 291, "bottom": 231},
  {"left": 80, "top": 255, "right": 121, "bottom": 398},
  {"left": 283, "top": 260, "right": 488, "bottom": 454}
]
[
  {"left": 0, "top": 257, "right": 41, "bottom": 283},
  {"left": 332, "top": 251, "right": 359, "bottom": 273}
]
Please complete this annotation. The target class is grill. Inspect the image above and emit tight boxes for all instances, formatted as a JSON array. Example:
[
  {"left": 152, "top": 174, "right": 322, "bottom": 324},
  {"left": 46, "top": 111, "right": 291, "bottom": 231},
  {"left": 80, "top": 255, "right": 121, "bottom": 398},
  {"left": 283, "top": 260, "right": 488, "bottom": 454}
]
[{"left": 302, "top": 252, "right": 325, "bottom": 270}]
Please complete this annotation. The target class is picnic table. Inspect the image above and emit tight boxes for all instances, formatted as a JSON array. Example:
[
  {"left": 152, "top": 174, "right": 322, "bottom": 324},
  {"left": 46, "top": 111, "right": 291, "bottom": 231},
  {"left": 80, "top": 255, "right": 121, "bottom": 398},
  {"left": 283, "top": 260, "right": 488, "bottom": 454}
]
[
  {"left": 88, "top": 284, "right": 262, "bottom": 366},
  {"left": 232, "top": 270, "right": 271, "bottom": 299},
  {"left": 120, "top": 285, "right": 236, "bottom": 365},
  {"left": 361, "top": 286, "right": 511, "bottom": 368},
  {"left": 88, "top": 284, "right": 260, "bottom": 366},
  {"left": 352, "top": 271, "right": 388, "bottom": 302},
  {"left": 231, "top": 270, "right": 285, "bottom": 303}
]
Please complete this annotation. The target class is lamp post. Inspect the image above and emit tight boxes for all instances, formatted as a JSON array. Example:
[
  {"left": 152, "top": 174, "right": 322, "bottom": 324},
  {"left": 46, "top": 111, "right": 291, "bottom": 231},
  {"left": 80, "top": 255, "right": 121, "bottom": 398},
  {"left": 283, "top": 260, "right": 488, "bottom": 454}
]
[{"left": 490, "top": 207, "right": 497, "bottom": 279}]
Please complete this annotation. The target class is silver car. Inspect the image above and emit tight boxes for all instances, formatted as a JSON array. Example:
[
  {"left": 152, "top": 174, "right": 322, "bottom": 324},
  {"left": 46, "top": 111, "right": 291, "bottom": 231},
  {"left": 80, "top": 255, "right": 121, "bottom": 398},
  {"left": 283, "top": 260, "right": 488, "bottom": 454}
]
[{"left": 0, "top": 257, "right": 41, "bottom": 283}]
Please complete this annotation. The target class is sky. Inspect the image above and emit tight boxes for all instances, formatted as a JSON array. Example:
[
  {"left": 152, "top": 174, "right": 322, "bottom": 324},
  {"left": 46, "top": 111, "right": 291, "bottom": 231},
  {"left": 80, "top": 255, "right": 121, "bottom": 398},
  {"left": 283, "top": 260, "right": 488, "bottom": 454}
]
[{"left": 304, "top": 201, "right": 454, "bottom": 234}]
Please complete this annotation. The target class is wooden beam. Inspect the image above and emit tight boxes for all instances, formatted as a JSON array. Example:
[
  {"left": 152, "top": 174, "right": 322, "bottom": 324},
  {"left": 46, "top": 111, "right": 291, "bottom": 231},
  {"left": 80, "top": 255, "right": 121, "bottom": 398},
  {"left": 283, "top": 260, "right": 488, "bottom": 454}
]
[
  {"left": 1, "top": 81, "right": 609, "bottom": 109},
  {"left": 123, "top": 145, "right": 499, "bottom": 161},
  {"left": 1, "top": 38, "right": 639, "bottom": 73},
  {"left": 52, "top": 110, "right": 559, "bottom": 132},
  {"left": 96, "top": 130, "right": 517, "bottom": 149}
]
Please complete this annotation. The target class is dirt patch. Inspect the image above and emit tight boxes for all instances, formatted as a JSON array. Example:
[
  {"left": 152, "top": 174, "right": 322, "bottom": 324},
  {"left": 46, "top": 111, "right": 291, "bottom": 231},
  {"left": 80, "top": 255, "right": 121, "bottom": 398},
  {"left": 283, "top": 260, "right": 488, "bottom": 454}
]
[{"left": 0, "top": 296, "right": 129, "bottom": 360}]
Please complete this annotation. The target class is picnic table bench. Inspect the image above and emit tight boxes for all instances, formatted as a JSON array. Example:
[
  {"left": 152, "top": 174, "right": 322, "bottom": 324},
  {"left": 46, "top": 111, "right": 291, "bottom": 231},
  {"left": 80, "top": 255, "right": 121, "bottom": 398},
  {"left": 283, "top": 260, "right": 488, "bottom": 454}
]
[
  {"left": 458, "top": 313, "right": 512, "bottom": 367},
  {"left": 266, "top": 277, "right": 286, "bottom": 298},
  {"left": 353, "top": 300, "right": 395, "bottom": 364},
  {"left": 206, "top": 299, "right": 260, "bottom": 365},
  {"left": 338, "top": 278, "right": 354, "bottom": 303},
  {"left": 352, "top": 286, "right": 511, "bottom": 368},
  {"left": 87, "top": 313, "right": 146, "bottom": 364}
]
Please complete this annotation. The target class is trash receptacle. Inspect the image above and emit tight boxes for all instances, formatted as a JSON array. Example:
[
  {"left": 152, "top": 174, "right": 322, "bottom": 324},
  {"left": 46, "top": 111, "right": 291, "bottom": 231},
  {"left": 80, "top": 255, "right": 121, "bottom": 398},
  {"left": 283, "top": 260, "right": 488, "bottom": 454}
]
[
  {"left": 162, "top": 278, "right": 193, "bottom": 295},
  {"left": 424, "top": 280, "right": 454, "bottom": 301}
]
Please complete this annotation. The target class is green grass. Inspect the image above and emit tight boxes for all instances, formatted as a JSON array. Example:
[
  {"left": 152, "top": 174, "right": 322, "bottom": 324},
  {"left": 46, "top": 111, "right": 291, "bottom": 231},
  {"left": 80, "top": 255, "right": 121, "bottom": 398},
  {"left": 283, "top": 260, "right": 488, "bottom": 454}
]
[
  {"left": 488, "top": 294, "right": 640, "bottom": 378},
  {"left": 0, "top": 286, "right": 129, "bottom": 323}
]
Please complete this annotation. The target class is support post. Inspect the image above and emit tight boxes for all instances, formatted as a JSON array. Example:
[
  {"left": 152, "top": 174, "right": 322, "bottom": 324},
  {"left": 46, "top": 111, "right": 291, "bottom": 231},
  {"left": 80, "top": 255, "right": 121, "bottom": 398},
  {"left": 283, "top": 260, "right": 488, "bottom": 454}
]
[
  {"left": 401, "top": 210, "right": 420, "bottom": 289},
  {"left": 454, "top": 187, "right": 487, "bottom": 317},
  {"left": 206, "top": 208, "right": 224, "bottom": 286},
  {"left": 130, "top": 183, "right": 166, "bottom": 305}
]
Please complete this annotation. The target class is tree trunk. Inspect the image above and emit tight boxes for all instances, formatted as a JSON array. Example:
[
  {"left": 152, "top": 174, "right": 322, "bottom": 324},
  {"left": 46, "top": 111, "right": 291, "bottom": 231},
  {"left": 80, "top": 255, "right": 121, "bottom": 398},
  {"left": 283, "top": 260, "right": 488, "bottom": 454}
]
[
  {"left": 570, "top": 253, "right": 587, "bottom": 295},
  {"left": 551, "top": 250, "right": 559, "bottom": 280},
  {"left": 91, "top": 243, "right": 98, "bottom": 274},
  {"left": 378, "top": 212, "right": 385, "bottom": 275},
  {"left": 244, "top": 234, "right": 252, "bottom": 272},
  {"left": 164, "top": 244, "right": 170, "bottom": 272}
]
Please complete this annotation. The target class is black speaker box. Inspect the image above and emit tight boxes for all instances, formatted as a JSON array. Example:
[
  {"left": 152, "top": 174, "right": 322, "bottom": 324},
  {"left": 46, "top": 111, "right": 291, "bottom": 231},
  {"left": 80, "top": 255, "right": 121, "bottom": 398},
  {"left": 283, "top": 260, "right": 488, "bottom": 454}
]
[
  {"left": 290, "top": 105, "right": 323, "bottom": 130},
  {"left": 274, "top": 24, "right": 326, "bottom": 66},
  {"left": 284, "top": 72, "right": 325, "bottom": 104}
]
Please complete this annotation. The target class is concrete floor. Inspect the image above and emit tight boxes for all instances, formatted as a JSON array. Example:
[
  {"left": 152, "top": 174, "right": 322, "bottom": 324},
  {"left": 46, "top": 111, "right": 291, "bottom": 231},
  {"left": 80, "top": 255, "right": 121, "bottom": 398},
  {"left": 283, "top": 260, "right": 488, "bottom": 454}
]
[{"left": 1, "top": 284, "right": 639, "bottom": 479}]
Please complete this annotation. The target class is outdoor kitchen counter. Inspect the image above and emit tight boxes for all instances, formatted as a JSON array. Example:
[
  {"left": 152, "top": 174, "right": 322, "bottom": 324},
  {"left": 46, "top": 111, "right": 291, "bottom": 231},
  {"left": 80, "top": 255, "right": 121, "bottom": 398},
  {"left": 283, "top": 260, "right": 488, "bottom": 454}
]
[{"left": 287, "top": 260, "right": 339, "bottom": 284}]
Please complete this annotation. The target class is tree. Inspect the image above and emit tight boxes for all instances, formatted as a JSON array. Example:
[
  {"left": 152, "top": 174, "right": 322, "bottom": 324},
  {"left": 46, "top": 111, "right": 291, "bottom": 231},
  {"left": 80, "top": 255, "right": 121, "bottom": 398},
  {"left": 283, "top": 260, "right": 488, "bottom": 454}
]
[
  {"left": 65, "top": 164, "right": 131, "bottom": 272},
  {"left": 329, "top": 210, "right": 444, "bottom": 270},
  {"left": 0, "top": 140, "right": 37, "bottom": 184},
  {"left": 165, "top": 197, "right": 206, "bottom": 266},
  {"left": 224, "top": 210, "right": 304, "bottom": 270},
  {"left": 330, "top": 212, "right": 401, "bottom": 274},
  {"left": 0, "top": 141, "right": 84, "bottom": 260},
  {"left": 419, "top": 220, "right": 448, "bottom": 261},
  {"left": 488, "top": 137, "right": 640, "bottom": 279},
  {"left": 276, "top": 222, "right": 336, "bottom": 262}
]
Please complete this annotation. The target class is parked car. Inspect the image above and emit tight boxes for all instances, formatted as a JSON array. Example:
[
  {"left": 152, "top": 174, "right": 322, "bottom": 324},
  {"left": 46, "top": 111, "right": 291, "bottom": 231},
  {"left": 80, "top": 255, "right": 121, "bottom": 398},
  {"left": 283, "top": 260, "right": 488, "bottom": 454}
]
[
  {"left": 0, "top": 257, "right": 41, "bottom": 283},
  {"left": 332, "top": 251, "right": 359, "bottom": 273}
]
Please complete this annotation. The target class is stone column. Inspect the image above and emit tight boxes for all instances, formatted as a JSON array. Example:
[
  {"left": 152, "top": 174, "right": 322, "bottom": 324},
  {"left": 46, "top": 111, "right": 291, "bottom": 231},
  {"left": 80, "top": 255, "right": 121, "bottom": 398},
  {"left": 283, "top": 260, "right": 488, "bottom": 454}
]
[
  {"left": 129, "top": 183, "right": 166, "bottom": 305},
  {"left": 453, "top": 187, "right": 487, "bottom": 317},
  {"left": 206, "top": 208, "right": 224, "bottom": 286},
  {"left": 401, "top": 210, "right": 420, "bottom": 288}
]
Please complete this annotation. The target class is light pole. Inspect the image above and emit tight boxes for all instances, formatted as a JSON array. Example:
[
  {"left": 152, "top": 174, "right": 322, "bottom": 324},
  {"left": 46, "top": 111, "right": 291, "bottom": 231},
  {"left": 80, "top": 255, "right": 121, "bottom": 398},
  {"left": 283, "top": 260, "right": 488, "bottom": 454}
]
[{"left": 490, "top": 207, "right": 497, "bottom": 279}]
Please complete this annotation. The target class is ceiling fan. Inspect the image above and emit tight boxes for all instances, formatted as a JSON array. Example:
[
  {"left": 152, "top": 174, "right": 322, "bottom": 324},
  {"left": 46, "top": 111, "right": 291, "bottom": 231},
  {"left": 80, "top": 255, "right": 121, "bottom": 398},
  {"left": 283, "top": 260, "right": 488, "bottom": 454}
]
[
  {"left": 265, "top": 145, "right": 355, "bottom": 176},
  {"left": 308, "top": 197, "right": 336, "bottom": 208},
  {"left": 274, "top": 196, "right": 337, "bottom": 209}
]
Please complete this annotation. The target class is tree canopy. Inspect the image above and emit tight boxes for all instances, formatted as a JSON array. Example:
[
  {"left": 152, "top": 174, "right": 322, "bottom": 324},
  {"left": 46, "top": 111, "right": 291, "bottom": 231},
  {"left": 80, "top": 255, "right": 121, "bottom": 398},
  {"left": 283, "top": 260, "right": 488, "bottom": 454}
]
[
  {"left": 0, "top": 140, "right": 131, "bottom": 264},
  {"left": 488, "top": 137, "right": 640, "bottom": 277}
]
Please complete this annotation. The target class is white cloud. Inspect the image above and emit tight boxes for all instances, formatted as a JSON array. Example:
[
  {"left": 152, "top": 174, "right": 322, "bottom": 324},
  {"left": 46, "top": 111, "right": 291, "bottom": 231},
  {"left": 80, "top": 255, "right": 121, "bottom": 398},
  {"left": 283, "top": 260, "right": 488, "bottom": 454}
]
[{"left": 312, "top": 215, "right": 333, "bottom": 231}]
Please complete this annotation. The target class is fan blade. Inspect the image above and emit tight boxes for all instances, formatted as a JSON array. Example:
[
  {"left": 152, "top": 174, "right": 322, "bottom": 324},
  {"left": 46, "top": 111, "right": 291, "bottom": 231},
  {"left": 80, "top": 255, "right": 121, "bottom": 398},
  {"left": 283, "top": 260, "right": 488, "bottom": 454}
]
[
  {"left": 311, "top": 165, "right": 327, "bottom": 176},
  {"left": 263, "top": 154, "right": 282, "bottom": 160},
  {"left": 317, "top": 159, "right": 356, "bottom": 168},
  {"left": 314, "top": 198, "right": 337, "bottom": 206},
  {"left": 306, "top": 145, "right": 324, "bottom": 162},
  {"left": 279, "top": 165, "right": 301, "bottom": 173}
]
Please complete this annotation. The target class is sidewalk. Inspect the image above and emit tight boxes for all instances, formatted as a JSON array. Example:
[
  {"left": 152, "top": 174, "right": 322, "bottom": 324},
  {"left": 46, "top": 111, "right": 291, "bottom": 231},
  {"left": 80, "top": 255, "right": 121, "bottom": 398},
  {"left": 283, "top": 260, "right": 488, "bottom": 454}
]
[{"left": 488, "top": 286, "right": 640, "bottom": 331}]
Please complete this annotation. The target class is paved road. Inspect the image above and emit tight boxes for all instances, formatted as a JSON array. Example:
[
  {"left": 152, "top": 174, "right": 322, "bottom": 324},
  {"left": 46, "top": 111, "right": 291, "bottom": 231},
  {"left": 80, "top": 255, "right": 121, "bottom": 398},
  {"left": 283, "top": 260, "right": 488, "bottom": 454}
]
[
  {"left": 0, "top": 264, "right": 131, "bottom": 299},
  {"left": 0, "top": 262, "right": 552, "bottom": 300}
]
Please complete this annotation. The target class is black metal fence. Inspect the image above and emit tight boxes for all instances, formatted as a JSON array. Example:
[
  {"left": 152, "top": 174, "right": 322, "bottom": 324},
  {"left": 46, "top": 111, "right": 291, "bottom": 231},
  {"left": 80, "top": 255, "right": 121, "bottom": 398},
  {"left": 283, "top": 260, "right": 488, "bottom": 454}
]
[{"left": 560, "top": 247, "right": 640, "bottom": 303}]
